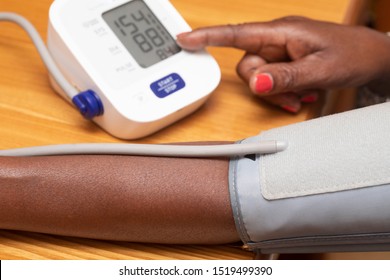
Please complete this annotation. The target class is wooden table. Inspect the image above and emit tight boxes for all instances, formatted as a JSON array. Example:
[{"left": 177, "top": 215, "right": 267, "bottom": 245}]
[{"left": 0, "top": 0, "right": 378, "bottom": 260}]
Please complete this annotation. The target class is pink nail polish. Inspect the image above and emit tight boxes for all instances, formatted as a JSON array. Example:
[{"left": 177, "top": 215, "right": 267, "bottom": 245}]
[
  {"left": 301, "top": 94, "right": 318, "bottom": 103},
  {"left": 255, "top": 73, "right": 273, "bottom": 94},
  {"left": 281, "top": 104, "right": 299, "bottom": 113}
]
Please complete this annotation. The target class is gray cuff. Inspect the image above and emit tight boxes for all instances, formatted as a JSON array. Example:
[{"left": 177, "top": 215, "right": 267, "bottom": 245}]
[{"left": 229, "top": 103, "right": 390, "bottom": 254}]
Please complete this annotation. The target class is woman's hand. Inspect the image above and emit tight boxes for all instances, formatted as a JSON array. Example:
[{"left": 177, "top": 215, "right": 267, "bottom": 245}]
[{"left": 177, "top": 16, "right": 390, "bottom": 113}]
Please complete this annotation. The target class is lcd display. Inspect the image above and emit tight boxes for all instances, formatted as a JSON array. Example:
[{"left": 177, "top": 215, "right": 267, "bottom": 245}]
[{"left": 103, "top": 0, "right": 181, "bottom": 68}]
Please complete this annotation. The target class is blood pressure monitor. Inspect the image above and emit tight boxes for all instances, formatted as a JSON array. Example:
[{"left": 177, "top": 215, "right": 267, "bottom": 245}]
[{"left": 48, "top": 0, "right": 221, "bottom": 139}]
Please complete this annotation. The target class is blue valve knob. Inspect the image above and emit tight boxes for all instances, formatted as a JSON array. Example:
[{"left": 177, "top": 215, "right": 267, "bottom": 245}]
[{"left": 72, "top": 90, "right": 104, "bottom": 120}]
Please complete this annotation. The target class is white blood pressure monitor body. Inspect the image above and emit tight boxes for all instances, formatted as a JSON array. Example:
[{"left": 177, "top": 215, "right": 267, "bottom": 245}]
[{"left": 48, "top": 0, "right": 221, "bottom": 139}]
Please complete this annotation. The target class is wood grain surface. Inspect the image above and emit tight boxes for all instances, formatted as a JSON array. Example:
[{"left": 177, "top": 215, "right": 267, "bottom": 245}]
[{"left": 0, "top": 0, "right": 376, "bottom": 260}]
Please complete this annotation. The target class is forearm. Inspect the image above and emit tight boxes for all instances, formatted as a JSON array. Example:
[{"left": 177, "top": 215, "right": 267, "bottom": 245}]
[{"left": 0, "top": 155, "right": 239, "bottom": 244}]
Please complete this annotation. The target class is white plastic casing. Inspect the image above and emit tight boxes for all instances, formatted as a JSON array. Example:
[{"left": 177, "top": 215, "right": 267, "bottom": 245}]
[{"left": 48, "top": 0, "right": 221, "bottom": 139}]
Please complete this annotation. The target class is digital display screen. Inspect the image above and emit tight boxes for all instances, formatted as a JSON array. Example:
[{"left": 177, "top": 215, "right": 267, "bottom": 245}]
[{"left": 103, "top": 0, "right": 181, "bottom": 68}]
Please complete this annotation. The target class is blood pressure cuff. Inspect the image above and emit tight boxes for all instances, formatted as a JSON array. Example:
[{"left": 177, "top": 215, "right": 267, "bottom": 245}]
[{"left": 229, "top": 102, "right": 390, "bottom": 254}]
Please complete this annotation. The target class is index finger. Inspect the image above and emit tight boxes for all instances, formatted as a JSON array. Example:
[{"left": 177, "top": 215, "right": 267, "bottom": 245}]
[{"left": 176, "top": 23, "right": 285, "bottom": 52}]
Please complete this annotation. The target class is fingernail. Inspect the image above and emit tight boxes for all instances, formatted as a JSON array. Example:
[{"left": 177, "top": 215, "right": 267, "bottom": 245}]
[
  {"left": 176, "top": 32, "right": 191, "bottom": 39},
  {"left": 176, "top": 32, "right": 189, "bottom": 45},
  {"left": 281, "top": 104, "right": 299, "bottom": 113},
  {"left": 255, "top": 73, "right": 274, "bottom": 94},
  {"left": 301, "top": 94, "right": 318, "bottom": 103}
]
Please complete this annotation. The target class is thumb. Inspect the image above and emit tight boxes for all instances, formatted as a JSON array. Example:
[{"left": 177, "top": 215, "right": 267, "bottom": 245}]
[{"left": 249, "top": 59, "right": 324, "bottom": 95}]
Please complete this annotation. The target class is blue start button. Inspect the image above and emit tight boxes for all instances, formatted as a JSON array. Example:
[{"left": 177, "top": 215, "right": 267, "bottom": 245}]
[{"left": 150, "top": 73, "right": 186, "bottom": 98}]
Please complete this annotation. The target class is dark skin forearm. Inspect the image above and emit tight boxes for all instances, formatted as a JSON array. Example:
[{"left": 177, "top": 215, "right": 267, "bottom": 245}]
[{"left": 0, "top": 155, "right": 239, "bottom": 244}]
